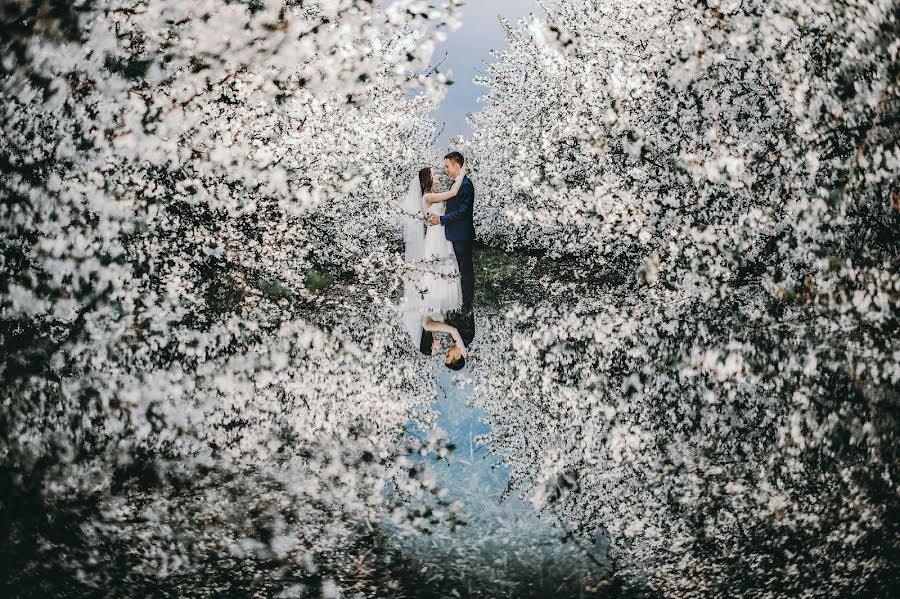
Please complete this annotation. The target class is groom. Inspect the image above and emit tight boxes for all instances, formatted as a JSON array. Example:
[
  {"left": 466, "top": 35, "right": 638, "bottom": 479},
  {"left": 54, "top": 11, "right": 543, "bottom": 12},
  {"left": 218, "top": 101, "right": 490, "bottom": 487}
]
[{"left": 428, "top": 151, "right": 475, "bottom": 346}]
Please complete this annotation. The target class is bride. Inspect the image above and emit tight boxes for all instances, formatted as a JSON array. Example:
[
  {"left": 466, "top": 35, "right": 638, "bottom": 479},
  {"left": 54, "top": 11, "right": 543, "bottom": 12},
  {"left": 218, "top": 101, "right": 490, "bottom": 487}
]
[{"left": 400, "top": 166, "right": 467, "bottom": 369}]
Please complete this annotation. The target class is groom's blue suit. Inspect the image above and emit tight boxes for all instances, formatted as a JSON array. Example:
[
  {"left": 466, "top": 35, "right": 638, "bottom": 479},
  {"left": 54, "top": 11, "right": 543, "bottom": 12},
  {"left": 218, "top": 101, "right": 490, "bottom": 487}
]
[
  {"left": 441, "top": 175, "right": 475, "bottom": 242},
  {"left": 440, "top": 176, "right": 475, "bottom": 311}
]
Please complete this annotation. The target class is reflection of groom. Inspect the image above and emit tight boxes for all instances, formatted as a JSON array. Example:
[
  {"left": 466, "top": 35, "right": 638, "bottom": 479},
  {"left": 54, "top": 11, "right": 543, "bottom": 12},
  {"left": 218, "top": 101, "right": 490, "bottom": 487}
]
[{"left": 428, "top": 151, "right": 475, "bottom": 346}]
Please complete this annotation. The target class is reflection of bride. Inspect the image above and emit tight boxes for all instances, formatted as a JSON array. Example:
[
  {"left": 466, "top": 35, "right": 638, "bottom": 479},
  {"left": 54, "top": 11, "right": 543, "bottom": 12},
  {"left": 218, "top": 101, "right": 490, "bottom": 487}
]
[{"left": 400, "top": 167, "right": 467, "bottom": 369}]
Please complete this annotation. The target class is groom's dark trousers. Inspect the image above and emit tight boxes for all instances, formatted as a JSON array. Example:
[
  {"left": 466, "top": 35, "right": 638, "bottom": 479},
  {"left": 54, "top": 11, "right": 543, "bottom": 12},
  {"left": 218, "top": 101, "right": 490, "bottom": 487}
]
[{"left": 452, "top": 240, "right": 475, "bottom": 309}]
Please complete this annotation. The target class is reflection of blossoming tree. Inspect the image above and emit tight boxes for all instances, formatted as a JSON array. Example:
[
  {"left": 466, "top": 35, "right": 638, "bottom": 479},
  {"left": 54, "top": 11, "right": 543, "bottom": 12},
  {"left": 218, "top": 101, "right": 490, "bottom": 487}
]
[
  {"left": 1, "top": 0, "right": 463, "bottom": 594},
  {"left": 469, "top": 0, "right": 898, "bottom": 595}
]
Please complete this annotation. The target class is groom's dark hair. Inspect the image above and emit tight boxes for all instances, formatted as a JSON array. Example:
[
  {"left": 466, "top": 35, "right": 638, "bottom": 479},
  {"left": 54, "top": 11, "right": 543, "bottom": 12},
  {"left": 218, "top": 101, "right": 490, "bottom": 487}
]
[{"left": 444, "top": 151, "right": 465, "bottom": 167}]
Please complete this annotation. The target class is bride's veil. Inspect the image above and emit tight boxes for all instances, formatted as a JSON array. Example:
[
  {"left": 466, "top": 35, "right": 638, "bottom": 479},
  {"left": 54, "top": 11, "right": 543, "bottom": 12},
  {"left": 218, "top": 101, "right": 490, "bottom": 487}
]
[
  {"left": 399, "top": 173, "right": 427, "bottom": 347},
  {"left": 400, "top": 174, "right": 426, "bottom": 261}
]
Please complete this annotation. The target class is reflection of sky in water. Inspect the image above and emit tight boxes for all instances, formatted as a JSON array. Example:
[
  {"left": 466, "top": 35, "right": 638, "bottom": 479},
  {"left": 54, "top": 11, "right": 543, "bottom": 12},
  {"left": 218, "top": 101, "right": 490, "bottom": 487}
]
[{"left": 386, "top": 365, "right": 610, "bottom": 597}]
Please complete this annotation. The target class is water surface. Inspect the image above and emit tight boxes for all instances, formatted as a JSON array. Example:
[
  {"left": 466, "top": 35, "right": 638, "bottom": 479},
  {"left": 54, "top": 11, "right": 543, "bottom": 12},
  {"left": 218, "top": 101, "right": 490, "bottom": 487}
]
[{"left": 386, "top": 366, "right": 611, "bottom": 598}]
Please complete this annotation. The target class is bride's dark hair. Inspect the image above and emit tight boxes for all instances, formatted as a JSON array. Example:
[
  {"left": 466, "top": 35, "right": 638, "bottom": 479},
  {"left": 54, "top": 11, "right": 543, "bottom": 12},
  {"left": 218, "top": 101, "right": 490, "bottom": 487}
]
[{"left": 418, "top": 167, "right": 433, "bottom": 195}]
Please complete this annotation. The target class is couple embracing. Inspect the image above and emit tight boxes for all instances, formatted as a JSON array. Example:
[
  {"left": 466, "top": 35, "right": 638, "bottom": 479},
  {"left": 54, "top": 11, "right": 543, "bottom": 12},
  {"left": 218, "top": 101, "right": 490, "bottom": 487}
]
[{"left": 400, "top": 152, "right": 476, "bottom": 371}]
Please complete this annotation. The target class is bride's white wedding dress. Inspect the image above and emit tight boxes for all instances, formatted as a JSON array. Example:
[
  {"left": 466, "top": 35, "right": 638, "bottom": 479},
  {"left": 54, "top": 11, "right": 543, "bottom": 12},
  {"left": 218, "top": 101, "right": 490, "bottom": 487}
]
[{"left": 419, "top": 200, "right": 463, "bottom": 319}]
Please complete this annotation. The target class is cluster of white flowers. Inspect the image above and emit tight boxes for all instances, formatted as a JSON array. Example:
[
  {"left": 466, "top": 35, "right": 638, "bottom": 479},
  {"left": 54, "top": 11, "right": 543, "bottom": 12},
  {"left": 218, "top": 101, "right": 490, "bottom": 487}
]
[
  {"left": 468, "top": 0, "right": 898, "bottom": 595},
  {"left": 1, "top": 0, "right": 464, "bottom": 592}
]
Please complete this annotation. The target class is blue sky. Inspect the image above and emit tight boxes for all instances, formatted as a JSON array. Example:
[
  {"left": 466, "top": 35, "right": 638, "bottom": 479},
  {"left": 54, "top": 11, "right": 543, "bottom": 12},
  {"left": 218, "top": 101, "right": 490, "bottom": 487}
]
[{"left": 430, "top": 0, "right": 538, "bottom": 151}]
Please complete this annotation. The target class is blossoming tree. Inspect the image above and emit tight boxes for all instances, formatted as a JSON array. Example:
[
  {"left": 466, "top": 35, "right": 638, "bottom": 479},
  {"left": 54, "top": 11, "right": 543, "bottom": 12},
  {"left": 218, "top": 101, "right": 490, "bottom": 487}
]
[
  {"left": 468, "top": 0, "right": 899, "bottom": 595},
  {"left": 1, "top": 0, "right": 465, "bottom": 594}
]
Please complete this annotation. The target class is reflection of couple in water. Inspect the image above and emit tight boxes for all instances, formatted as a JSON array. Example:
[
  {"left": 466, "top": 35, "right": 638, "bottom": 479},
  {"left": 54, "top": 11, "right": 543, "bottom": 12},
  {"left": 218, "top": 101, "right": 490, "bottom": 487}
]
[{"left": 400, "top": 152, "right": 476, "bottom": 370}]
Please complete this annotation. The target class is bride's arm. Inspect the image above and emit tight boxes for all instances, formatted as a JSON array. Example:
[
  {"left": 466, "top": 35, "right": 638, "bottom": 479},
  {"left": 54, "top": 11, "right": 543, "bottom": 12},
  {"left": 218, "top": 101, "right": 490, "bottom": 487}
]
[
  {"left": 425, "top": 170, "right": 466, "bottom": 205},
  {"left": 424, "top": 317, "right": 466, "bottom": 352}
]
